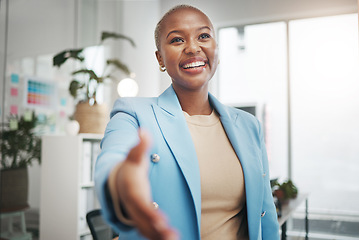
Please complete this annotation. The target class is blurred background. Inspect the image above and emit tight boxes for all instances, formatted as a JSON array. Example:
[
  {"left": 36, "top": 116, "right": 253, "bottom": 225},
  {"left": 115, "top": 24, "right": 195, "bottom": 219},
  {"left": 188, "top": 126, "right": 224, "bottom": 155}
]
[{"left": 0, "top": 0, "right": 358, "bottom": 239}]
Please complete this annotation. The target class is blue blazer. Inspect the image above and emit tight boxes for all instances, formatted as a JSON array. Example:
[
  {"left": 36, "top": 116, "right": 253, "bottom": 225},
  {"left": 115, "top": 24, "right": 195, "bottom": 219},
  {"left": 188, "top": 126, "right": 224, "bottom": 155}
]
[{"left": 95, "top": 85, "right": 280, "bottom": 240}]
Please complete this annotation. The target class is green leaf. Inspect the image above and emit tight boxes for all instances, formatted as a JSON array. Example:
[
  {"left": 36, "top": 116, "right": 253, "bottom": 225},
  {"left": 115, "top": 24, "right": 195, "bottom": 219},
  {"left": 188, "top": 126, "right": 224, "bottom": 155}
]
[
  {"left": 69, "top": 80, "right": 85, "bottom": 98},
  {"left": 106, "top": 59, "right": 131, "bottom": 75},
  {"left": 101, "top": 31, "right": 136, "bottom": 47},
  {"left": 72, "top": 69, "right": 99, "bottom": 81},
  {"left": 97, "top": 77, "right": 104, "bottom": 83},
  {"left": 53, "top": 48, "right": 84, "bottom": 67}
]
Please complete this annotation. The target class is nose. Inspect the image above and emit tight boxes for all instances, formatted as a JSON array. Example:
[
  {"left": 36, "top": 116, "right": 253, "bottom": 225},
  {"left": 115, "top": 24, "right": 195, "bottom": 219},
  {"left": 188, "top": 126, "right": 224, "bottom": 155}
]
[{"left": 184, "top": 39, "right": 200, "bottom": 55}]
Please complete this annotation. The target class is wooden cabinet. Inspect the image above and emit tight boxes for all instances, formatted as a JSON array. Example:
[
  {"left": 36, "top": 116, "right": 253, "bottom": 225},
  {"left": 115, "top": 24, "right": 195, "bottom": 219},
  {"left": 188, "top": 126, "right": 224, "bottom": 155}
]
[{"left": 40, "top": 134, "right": 102, "bottom": 240}]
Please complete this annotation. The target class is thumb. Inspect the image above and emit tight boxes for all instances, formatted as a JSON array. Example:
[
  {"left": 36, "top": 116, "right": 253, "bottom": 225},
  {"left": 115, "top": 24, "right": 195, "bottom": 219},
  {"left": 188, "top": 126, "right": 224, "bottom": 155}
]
[{"left": 127, "top": 129, "right": 152, "bottom": 164}]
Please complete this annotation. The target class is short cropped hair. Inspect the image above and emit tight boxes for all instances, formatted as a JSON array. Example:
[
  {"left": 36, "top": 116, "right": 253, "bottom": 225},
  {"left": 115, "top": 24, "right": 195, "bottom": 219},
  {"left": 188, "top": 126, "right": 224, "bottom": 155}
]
[{"left": 154, "top": 5, "right": 208, "bottom": 50}]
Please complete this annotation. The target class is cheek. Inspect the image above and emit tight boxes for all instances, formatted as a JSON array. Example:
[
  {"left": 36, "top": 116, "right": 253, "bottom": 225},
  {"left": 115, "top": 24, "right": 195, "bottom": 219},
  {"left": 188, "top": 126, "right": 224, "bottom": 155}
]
[
  {"left": 162, "top": 47, "right": 181, "bottom": 64},
  {"left": 211, "top": 42, "right": 219, "bottom": 57},
  {"left": 205, "top": 44, "right": 218, "bottom": 63}
]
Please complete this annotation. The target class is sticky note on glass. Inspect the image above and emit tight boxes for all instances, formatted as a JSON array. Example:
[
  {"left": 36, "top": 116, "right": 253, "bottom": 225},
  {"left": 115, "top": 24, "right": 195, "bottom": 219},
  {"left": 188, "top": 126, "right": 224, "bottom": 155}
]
[
  {"left": 9, "top": 119, "right": 18, "bottom": 130},
  {"left": 37, "top": 113, "right": 46, "bottom": 123},
  {"left": 60, "top": 97, "right": 67, "bottom": 106},
  {"left": 24, "top": 110, "right": 33, "bottom": 121},
  {"left": 59, "top": 110, "right": 66, "bottom": 118},
  {"left": 48, "top": 114, "right": 56, "bottom": 124},
  {"left": 49, "top": 124, "right": 56, "bottom": 133},
  {"left": 11, "top": 87, "right": 18, "bottom": 96},
  {"left": 11, "top": 74, "right": 19, "bottom": 84},
  {"left": 10, "top": 105, "right": 18, "bottom": 115}
]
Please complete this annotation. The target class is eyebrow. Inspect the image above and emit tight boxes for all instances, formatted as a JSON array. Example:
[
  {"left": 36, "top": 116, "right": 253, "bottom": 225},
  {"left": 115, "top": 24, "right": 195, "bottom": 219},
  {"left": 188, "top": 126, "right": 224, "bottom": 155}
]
[{"left": 166, "top": 26, "right": 212, "bottom": 39}]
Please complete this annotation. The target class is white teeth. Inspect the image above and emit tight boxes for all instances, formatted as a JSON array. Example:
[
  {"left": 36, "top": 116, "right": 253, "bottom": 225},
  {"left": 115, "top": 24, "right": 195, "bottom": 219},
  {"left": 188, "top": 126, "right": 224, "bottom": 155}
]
[{"left": 183, "top": 61, "right": 205, "bottom": 69}]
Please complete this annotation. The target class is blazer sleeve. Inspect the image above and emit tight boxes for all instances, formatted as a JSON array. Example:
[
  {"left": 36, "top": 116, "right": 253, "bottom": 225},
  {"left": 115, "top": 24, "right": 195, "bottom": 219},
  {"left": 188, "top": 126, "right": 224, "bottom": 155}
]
[
  {"left": 94, "top": 98, "right": 140, "bottom": 233},
  {"left": 258, "top": 120, "right": 280, "bottom": 239}
]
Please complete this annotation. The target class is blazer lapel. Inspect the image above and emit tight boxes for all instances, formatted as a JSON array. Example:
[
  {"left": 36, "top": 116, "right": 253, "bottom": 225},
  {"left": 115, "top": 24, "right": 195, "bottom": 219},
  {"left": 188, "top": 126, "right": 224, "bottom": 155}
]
[
  {"left": 152, "top": 86, "right": 202, "bottom": 232},
  {"left": 209, "top": 93, "right": 263, "bottom": 240}
]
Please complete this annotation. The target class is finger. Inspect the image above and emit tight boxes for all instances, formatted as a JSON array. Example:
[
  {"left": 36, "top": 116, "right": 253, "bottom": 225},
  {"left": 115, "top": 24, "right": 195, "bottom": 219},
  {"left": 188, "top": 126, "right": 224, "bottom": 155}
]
[
  {"left": 161, "top": 228, "right": 179, "bottom": 240},
  {"left": 129, "top": 207, "right": 178, "bottom": 240},
  {"left": 124, "top": 192, "right": 157, "bottom": 223},
  {"left": 123, "top": 188, "right": 174, "bottom": 238},
  {"left": 126, "top": 129, "right": 152, "bottom": 164},
  {"left": 123, "top": 192, "right": 176, "bottom": 239}
]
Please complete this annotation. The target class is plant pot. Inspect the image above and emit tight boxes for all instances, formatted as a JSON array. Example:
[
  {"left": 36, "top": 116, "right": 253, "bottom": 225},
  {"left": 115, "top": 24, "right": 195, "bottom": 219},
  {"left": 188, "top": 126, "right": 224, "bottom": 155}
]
[
  {"left": 0, "top": 167, "right": 29, "bottom": 211},
  {"left": 74, "top": 101, "right": 109, "bottom": 134}
]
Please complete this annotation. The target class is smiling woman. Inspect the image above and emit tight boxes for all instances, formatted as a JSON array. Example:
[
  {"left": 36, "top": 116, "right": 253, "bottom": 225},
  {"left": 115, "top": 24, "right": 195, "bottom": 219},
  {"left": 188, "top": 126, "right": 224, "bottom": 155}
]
[
  {"left": 154, "top": 6, "right": 218, "bottom": 112},
  {"left": 95, "top": 4, "right": 280, "bottom": 240}
]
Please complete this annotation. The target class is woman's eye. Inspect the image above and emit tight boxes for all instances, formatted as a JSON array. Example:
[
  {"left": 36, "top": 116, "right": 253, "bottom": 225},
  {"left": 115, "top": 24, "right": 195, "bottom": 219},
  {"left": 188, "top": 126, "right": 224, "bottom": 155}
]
[
  {"left": 170, "top": 37, "right": 183, "bottom": 43},
  {"left": 199, "top": 33, "right": 211, "bottom": 40}
]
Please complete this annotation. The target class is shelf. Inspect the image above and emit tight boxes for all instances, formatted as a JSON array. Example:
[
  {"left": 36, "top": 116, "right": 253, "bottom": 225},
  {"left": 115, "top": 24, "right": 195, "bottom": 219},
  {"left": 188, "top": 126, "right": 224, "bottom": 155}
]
[
  {"left": 79, "top": 133, "right": 103, "bottom": 141},
  {"left": 79, "top": 226, "right": 91, "bottom": 236},
  {"left": 80, "top": 182, "right": 95, "bottom": 188},
  {"left": 40, "top": 135, "right": 102, "bottom": 240}
]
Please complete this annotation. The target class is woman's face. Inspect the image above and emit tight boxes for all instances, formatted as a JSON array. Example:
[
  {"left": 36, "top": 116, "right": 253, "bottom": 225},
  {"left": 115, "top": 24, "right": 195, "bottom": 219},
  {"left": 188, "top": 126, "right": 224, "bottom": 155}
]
[{"left": 156, "top": 8, "right": 218, "bottom": 93}]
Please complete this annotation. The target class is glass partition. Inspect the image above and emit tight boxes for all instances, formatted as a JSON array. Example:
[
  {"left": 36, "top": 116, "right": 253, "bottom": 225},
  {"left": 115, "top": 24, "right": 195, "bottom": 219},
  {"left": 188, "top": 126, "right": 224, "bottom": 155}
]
[
  {"left": 218, "top": 22, "right": 288, "bottom": 180},
  {"left": 0, "top": 0, "right": 8, "bottom": 125},
  {"left": 0, "top": 1, "right": 125, "bottom": 239},
  {"left": 218, "top": 13, "right": 359, "bottom": 239},
  {"left": 289, "top": 14, "right": 359, "bottom": 238}
]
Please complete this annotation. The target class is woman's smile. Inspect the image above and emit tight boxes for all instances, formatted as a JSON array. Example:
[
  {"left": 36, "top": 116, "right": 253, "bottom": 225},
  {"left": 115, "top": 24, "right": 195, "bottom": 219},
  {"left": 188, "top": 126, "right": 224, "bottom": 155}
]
[{"left": 180, "top": 57, "right": 208, "bottom": 74}]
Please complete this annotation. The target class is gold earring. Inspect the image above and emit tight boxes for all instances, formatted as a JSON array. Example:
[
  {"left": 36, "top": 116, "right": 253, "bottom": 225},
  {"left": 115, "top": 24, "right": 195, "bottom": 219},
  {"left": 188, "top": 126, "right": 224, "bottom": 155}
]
[
  {"left": 218, "top": 59, "right": 220, "bottom": 65},
  {"left": 159, "top": 65, "right": 166, "bottom": 72}
]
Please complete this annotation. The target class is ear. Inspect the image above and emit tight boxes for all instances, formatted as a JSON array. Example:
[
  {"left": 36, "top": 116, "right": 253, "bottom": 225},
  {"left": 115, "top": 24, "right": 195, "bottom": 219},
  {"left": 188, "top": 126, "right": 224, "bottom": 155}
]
[{"left": 155, "top": 51, "right": 164, "bottom": 67}]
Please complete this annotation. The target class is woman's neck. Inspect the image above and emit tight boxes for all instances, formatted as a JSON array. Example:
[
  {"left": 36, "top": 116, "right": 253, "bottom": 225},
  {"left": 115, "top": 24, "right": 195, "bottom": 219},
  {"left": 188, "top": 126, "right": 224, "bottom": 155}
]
[{"left": 173, "top": 86, "right": 212, "bottom": 116}]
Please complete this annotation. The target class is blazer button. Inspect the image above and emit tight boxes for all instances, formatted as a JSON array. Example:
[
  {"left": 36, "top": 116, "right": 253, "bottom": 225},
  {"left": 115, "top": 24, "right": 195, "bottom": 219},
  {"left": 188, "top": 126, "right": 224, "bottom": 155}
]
[
  {"left": 152, "top": 202, "right": 159, "bottom": 210},
  {"left": 261, "top": 211, "right": 266, "bottom": 217},
  {"left": 151, "top": 153, "right": 160, "bottom": 163}
]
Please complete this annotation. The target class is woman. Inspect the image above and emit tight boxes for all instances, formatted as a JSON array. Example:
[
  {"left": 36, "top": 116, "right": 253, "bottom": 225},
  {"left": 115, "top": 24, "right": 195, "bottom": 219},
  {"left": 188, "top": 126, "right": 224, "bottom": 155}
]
[{"left": 95, "top": 5, "right": 279, "bottom": 240}]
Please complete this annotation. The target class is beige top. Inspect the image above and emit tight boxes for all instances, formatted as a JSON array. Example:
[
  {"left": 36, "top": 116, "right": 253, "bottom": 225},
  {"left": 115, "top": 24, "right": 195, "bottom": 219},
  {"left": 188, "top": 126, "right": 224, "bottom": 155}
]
[{"left": 184, "top": 110, "right": 248, "bottom": 240}]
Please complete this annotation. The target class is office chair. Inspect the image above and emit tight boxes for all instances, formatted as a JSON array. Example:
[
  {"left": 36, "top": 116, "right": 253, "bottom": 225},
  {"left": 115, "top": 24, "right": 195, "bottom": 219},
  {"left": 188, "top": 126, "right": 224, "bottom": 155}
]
[{"left": 86, "top": 209, "right": 118, "bottom": 240}]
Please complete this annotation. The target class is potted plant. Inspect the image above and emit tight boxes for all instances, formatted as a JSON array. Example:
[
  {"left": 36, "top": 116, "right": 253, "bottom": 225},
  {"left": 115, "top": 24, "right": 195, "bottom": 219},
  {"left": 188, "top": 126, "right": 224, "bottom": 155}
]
[
  {"left": 0, "top": 111, "right": 41, "bottom": 211},
  {"left": 271, "top": 179, "right": 298, "bottom": 204},
  {"left": 53, "top": 31, "right": 136, "bottom": 134}
]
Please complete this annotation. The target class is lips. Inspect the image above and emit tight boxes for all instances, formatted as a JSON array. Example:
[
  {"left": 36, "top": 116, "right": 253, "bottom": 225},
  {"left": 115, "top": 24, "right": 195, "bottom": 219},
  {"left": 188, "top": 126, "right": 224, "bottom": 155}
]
[
  {"left": 180, "top": 57, "right": 208, "bottom": 70},
  {"left": 183, "top": 61, "right": 206, "bottom": 69}
]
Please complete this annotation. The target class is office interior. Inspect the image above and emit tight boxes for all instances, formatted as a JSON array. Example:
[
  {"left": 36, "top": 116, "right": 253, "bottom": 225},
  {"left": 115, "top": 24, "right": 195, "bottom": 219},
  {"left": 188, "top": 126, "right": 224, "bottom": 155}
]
[{"left": 0, "top": 0, "right": 358, "bottom": 239}]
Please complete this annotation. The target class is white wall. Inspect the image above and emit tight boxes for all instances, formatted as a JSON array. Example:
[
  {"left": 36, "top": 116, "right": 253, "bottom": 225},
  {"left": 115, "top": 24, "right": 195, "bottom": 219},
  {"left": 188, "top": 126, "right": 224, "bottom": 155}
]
[
  {"left": 121, "top": 0, "right": 160, "bottom": 98},
  {"left": 6, "top": 0, "right": 76, "bottom": 60}
]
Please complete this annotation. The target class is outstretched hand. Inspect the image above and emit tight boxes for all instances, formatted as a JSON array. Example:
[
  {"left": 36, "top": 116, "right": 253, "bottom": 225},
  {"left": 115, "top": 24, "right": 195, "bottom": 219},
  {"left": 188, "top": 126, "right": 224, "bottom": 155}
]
[{"left": 113, "top": 130, "right": 178, "bottom": 240}]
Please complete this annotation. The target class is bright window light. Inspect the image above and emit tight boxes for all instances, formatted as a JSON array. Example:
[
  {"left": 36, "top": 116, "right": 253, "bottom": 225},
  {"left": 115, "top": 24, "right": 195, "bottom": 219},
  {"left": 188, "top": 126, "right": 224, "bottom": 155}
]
[
  {"left": 83, "top": 46, "right": 105, "bottom": 103},
  {"left": 218, "top": 22, "right": 288, "bottom": 180},
  {"left": 290, "top": 14, "right": 359, "bottom": 214}
]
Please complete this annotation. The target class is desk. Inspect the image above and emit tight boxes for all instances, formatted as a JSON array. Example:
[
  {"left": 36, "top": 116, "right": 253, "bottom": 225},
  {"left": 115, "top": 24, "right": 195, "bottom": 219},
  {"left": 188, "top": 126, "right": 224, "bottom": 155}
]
[{"left": 278, "top": 193, "right": 309, "bottom": 240}]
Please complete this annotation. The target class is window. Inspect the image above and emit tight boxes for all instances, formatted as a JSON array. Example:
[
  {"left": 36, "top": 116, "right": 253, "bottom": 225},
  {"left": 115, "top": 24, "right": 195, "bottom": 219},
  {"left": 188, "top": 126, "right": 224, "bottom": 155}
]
[
  {"left": 218, "top": 22, "right": 288, "bottom": 180},
  {"left": 218, "top": 13, "right": 359, "bottom": 238},
  {"left": 290, "top": 12, "right": 359, "bottom": 218}
]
